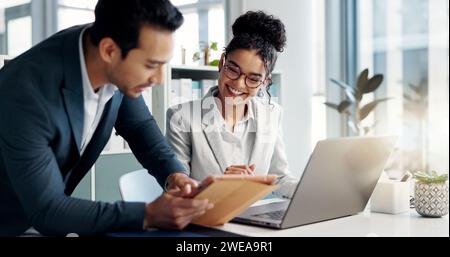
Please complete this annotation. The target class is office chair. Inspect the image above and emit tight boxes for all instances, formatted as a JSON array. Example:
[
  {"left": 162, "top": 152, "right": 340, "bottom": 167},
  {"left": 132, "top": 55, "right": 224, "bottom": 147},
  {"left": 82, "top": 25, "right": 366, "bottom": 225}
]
[{"left": 118, "top": 169, "right": 163, "bottom": 202}]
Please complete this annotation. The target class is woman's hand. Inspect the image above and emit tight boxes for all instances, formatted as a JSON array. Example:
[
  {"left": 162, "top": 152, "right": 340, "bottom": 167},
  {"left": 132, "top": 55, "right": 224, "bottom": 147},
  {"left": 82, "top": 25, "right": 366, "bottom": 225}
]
[{"left": 224, "top": 164, "right": 256, "bottom": 175}]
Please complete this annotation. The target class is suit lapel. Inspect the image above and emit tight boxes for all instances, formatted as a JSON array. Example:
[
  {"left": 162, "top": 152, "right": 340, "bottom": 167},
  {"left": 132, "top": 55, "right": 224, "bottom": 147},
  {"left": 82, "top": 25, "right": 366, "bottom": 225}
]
[
  {"left": 62, "top": 89, "right": 83, "bottom": 153},
  {"left": 248, "top": 99, "right": 276, "bottom": 166},
  {"left": 201, "top": 90, "right": 228, "bottom": 173},
  {"left": 202, "top": 123, "right": 228, "bottom": 174},
  {"left": 61, "top": 25, "right": 85, "bottom": 153}
]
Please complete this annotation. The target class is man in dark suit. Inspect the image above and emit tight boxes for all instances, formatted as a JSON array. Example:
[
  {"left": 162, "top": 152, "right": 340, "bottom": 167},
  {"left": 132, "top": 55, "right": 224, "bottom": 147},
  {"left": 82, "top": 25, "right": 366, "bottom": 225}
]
[{"left": 0, "top": 0, "right": 210, "bottom": 236}]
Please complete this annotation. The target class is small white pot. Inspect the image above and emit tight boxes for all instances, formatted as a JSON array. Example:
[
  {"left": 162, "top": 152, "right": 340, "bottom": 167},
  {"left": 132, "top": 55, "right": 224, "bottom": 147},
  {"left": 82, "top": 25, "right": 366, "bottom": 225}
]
[{"left": 414, "top": 182, "right": 449, "bottom": 217}]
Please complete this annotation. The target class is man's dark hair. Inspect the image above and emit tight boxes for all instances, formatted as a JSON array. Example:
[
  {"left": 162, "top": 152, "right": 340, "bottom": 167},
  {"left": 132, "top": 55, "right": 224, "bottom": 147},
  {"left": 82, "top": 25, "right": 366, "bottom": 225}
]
[{"left": 89, "top": 0, "right": 184, "bottom": 58}]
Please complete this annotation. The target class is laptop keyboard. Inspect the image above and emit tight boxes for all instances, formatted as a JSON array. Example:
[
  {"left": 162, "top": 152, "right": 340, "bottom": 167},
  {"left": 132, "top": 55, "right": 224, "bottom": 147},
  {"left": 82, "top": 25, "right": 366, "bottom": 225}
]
[{"left": 253, "top": 210, "right": 285, "bottom": 220}]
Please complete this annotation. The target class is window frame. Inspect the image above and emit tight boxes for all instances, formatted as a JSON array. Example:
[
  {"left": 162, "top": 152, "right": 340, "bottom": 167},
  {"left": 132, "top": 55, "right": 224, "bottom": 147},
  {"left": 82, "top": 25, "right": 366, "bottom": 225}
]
[
  {"left": 176, "top": 0, "right": 225, "bottom": 50},
  {"left": 341, "top": 0, "right": 449, "bottom": 172},
  {"left": 325, "top": 0, "right": 359, "bottom": 138},
  {"left": 4, "top": 3, "right": 31, "bottom": 54},
  {"left": 2, "top": 0, "right": 226, "bottom": 57}
]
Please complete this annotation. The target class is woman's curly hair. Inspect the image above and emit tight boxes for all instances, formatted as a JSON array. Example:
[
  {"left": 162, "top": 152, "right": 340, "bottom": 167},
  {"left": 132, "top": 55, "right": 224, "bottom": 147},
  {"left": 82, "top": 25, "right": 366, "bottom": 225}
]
[{"left": 225, "top": 11, "right": 286, "bottom": 103}]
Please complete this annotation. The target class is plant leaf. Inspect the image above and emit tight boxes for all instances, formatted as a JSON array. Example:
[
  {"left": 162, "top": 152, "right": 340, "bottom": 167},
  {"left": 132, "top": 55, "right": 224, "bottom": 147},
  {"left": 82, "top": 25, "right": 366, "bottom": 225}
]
[
  {"left": 330, "top": 79, "right": 356, "bottom": 102},
  {"left": 210, "top": 42, "right": 218, "bottom": 51},
  {"left": 413, "top": 170, "right": 449, "bottom": 184},
  {"left": 359, "top": 97, "right": 392, "bottom": 121},
  {"left": 355, "top": 91, "right": 363, "bottom": 102},
  {"left": 357, "top": 69, "right": 369, "bottom": 94},
  {"left": 403, "top": 93, "right": 414, "bottom": 102},
  {"left": 362, "top": 74, "right": 384, "bottom": 94},
  {"left": 409, "top": 83, "right": 427, "bottom": 96},
  {"left": 193, "top": 52, "right": 200, "bottom": 62},
  {"left": 324, "top": 102, "right": 339, "bottom": 110},
  {"left": 338, "top": 100, "right": 352, "bottom": 113},
  {"left": 208, "top": 59, "right": 220, "bottom": 66}
]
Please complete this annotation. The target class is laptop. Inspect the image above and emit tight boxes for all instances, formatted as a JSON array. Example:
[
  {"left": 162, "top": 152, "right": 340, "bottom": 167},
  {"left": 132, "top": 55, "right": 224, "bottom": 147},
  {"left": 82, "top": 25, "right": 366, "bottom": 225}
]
[{"left": 231, "top": 136, "right": 397, "bottom": 229}]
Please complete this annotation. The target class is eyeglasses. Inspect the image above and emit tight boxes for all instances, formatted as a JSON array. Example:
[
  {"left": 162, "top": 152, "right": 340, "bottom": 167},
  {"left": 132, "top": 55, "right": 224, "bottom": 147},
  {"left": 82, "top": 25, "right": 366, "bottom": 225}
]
[{"left": 223, "top": 62, "right": 266, "bottom": 88}]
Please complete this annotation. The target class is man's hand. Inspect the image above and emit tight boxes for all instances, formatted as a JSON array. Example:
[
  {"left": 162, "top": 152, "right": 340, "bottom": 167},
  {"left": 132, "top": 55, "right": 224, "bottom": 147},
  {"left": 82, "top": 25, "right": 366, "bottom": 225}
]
[
  {"left": 166, "top": 172, "right": 199, "bottom": 197},
  {"left": 224, "top": 164, "right": 255, "bottom": 175},
  {"left": 143, "top": 192, "right": 214, "bottom": 230}
]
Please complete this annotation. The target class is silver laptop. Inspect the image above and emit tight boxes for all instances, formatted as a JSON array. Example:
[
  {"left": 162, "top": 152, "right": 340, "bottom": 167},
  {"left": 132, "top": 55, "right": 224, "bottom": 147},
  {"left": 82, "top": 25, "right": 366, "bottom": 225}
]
[{"left": 232, "top": 136, "right": 397, "bottom": 229}]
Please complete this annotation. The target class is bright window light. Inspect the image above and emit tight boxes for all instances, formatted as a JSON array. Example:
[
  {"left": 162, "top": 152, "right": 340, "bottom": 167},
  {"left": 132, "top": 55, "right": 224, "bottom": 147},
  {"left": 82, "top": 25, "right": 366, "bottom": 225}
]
[
  {"left": 7, "top": 16, "right": 31, "bottom": 56},
  {"left": 171, "top": 0, "right": 198, "bottom": 6}
]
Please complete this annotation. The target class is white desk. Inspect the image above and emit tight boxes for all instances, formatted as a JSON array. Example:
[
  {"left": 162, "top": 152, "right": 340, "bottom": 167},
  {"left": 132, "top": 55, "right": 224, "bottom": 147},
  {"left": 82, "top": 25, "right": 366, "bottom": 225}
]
[{"left": 211, "top": 200, "right": 449, "bottom": 237}]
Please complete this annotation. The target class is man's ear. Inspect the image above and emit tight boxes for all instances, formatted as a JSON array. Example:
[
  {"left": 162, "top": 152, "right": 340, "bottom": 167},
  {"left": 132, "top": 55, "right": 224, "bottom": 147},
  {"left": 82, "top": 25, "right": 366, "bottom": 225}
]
[
  {"left": 98, "top": 37, "right": 120, "bottom": 64},
  {"left": 218, "top": 53, "right": 226, "bottom": 72}
]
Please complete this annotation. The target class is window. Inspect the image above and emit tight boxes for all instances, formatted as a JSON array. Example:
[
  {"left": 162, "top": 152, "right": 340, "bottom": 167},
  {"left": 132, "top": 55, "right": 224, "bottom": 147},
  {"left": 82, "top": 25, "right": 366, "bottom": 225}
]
[
  {"left": 57, "top": 0, "right": 96, "bottom": 31},
  {"left": 356, "top": 0, "right": 449, "bottom": 173},
  {"left": 173, "top": 12, "right": 199, "bottom": 66},
  {"left": 172, "top": 0, "right": 225, "bottom": 65},
  {"left": 55, "top": 0, "right": 226, "bottom": 66},
  {"left": 0, "top": 0, "right": 32, "bottom": 56},
  {"left": 2, "top": 0, "right": 225, "bottom": 65},
  {"left": 172, "top": 0, "right": 199, "bottom": 5},
  {"left": 1, "top": 0, "right": 97, "bottom": 56},
  {"left": 311, "top": 0, "right": 327, "bottom": 151}
]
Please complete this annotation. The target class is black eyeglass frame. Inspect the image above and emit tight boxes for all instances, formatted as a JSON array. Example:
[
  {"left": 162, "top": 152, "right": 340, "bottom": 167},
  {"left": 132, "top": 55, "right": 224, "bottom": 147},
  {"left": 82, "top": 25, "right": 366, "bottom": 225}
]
[{"left": 222, "top": 62, "right": 270, "bottom": 89}]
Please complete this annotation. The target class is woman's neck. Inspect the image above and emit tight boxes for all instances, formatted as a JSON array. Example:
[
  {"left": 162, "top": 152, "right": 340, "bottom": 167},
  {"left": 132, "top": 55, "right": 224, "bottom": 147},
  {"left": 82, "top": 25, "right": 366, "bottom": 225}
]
[{"left": 217, "top": 97, "right": 247, "bottom": 132}]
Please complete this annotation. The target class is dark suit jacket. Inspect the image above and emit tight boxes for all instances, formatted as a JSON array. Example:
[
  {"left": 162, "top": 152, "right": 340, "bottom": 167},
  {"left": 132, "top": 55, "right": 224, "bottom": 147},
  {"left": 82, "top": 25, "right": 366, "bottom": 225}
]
[{"left": 0, "top": 25, "right": 185, "bottom": 236}]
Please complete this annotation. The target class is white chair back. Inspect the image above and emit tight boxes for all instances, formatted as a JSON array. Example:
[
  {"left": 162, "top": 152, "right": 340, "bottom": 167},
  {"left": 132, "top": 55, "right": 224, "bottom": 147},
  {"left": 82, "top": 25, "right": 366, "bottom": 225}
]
[{"left": 119, "top": 169, "right": 163, "bottom": 202}]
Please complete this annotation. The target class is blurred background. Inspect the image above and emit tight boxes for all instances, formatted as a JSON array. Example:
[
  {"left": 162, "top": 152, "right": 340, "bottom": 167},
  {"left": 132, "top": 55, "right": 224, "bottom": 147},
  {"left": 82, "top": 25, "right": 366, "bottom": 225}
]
[{"left": 1, "top": 0, "right": 448, "bottom": 200}]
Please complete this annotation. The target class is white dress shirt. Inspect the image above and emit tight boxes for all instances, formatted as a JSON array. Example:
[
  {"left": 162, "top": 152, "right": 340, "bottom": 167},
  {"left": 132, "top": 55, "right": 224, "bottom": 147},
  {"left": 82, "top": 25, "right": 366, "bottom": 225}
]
[{"left": 78, "top": 26, "right": 117, "bottom": 154}]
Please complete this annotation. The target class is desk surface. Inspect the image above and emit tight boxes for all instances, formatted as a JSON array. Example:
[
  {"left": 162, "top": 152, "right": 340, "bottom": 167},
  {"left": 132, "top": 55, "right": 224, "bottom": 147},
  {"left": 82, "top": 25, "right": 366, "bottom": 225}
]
[
  {"left": 109, "top": 199, "right": 448, "bottom": 237},
  {"left": 210, "top": 203, "right": 448, "bottom": 237}
]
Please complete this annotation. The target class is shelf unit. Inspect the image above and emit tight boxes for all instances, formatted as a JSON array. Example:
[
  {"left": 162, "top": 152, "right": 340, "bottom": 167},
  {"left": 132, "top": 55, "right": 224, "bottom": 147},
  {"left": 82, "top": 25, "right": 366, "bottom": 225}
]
[{"left": 151, "top": 65, "right": 220, "bottom": 133}]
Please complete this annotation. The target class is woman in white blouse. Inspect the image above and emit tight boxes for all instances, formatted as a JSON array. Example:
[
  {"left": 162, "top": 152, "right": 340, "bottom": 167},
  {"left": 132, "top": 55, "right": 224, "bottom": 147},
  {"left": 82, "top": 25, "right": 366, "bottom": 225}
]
[{"left": 166, "top": 11, "right": 297, "bottom": 198}]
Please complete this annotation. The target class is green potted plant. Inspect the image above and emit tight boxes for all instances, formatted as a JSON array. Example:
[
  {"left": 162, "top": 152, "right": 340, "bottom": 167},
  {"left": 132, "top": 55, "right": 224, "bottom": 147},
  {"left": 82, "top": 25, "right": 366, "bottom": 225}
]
[
  {"left": 193, "top": 42, "right": 220, "bottom": 66},
  {"left": 325, "top": 69, "right": 392, "bottom": 136},
  {"left": 413, "top": 170, "right": 449, "bottom": 217}
]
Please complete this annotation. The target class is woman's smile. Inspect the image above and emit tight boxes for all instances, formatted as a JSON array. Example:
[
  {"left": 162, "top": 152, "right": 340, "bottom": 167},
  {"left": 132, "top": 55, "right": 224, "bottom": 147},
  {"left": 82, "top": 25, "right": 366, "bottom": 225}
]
[{"left": 225, "top": 85, "right": 247, "bottom": 97}]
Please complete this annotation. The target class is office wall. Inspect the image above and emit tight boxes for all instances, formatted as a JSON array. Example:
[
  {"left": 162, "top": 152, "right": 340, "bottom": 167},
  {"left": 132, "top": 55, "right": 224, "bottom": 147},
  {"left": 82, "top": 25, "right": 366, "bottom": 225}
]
[{"left": 230, "top": 0, "right": 314, "bottom": 178}]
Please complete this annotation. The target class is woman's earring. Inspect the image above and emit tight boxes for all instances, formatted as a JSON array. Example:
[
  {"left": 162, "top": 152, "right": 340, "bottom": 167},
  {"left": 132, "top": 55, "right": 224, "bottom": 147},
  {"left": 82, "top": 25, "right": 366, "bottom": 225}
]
[{"left": 257, "top": 88, "right": 264, "bottom": 97}]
